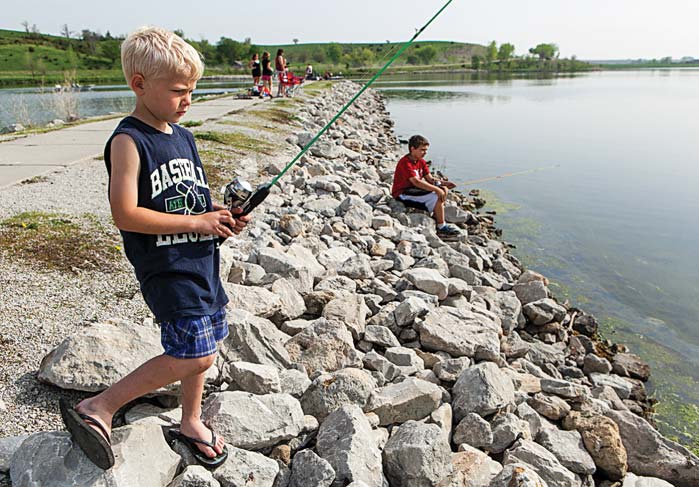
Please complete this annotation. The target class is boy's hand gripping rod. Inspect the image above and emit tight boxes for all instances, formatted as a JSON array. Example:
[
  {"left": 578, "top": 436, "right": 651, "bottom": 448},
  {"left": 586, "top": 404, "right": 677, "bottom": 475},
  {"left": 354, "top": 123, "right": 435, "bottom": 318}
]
[{"left": 222, "top": 0, "right": 455, "bottom": 226}]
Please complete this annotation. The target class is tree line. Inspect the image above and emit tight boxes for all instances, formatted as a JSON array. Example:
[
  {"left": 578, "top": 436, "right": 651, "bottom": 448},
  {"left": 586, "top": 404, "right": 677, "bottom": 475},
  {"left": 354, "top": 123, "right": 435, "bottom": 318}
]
[{"left": 469, "top": 41, "right": 591, "bottom": 71}]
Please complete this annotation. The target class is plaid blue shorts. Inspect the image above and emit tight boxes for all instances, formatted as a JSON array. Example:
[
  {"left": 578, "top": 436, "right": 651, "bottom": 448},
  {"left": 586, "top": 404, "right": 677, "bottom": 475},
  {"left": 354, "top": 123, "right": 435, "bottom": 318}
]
[{"left": 159, "top": 307, "right": 229, "bottom": 359}]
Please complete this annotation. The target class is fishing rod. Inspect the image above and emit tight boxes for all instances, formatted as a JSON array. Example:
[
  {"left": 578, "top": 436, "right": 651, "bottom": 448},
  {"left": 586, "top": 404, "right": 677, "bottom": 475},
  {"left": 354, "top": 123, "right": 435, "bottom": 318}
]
[{"left": 222, "top": 0, "right": 455, "bottom": 223}]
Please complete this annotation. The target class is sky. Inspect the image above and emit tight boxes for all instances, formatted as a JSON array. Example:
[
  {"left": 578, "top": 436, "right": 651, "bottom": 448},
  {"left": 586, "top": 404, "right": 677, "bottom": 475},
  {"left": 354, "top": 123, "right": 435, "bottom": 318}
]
[{"left": 2, "top": 0, "right": 698, "bottom": 60}]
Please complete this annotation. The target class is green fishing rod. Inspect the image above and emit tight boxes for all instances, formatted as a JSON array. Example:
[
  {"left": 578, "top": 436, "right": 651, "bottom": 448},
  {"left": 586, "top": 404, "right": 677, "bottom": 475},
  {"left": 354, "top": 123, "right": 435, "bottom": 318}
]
[{"left": 222, "top": 0, "right": 455, "bottom": 219}]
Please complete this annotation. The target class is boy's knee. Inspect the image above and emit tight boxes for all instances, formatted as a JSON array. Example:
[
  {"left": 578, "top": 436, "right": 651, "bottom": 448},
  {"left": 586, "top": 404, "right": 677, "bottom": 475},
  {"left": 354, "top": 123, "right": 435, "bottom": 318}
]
[{"left": 185, "top": 353, "right": 216, "bottom": 374}]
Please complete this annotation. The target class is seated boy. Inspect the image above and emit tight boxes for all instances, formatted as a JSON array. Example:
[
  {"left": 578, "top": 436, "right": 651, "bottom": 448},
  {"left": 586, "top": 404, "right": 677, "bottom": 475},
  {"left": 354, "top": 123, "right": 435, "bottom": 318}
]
[
  {"left": 392, "top": 134, "right": 460, "bottom": 237},
  {"left": 58, "top": 26, "right": 251, "bottom": 470}
]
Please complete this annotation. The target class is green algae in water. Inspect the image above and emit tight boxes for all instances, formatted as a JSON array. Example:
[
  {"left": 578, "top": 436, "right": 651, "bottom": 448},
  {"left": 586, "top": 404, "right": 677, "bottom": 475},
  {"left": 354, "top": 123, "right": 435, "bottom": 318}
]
[
  {"left": 480, "top": 188, "right": 699, "bottom": 454},
  {"left": 479, "top": 189, "right": 521, "bottom": 215},
  {"left": 601, "top": 316, "right": 699, "bottom": 454}
]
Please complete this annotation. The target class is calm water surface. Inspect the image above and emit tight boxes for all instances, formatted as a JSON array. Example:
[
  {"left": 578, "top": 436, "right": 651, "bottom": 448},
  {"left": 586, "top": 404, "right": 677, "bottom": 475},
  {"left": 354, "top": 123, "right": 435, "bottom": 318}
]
[
  {"left": 380, "top": 69, "right": 699, "bottom": 444},
  {"left": 0, "top": 80, "right": 248, "bottom": 130}
]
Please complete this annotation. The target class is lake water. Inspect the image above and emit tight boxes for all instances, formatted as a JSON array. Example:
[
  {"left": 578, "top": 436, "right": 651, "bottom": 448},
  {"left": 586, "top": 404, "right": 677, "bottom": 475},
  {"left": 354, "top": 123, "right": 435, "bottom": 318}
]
[
  {"left": 380, "top": 69, "right": 699, "bottom": 446},
  {"left": 0, "top": 70, "right": 696, "bottom": 445},
  {"left": 0, "top": 80, "right": 248, "bottom": 130}
]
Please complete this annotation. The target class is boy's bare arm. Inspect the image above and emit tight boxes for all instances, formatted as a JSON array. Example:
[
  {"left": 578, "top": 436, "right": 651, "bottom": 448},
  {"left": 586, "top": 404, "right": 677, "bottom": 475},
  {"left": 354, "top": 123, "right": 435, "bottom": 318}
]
[
  {"left": 409, "top": 176, "right": 445, "bottom": 195},
  {"left": 109, "top": 134, "right": 239, "bottom": 238}
]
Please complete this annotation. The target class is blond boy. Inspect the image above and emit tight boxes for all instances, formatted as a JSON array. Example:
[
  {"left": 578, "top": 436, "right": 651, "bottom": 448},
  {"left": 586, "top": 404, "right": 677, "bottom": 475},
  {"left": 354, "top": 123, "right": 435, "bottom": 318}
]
[{"left": 59, "top": 26, "right": 250, "bottom": 470}]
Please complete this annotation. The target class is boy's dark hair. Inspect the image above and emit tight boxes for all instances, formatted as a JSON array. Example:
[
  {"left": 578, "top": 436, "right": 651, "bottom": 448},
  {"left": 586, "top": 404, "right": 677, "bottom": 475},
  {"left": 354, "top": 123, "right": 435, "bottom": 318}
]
[{"left": 409, "top": 135, "right": 429, "bottom": 149}]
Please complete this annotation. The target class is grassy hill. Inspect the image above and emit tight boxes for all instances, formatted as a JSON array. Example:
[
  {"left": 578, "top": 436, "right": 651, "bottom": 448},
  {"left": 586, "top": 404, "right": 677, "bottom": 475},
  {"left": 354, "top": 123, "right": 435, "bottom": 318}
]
[{"left": 0, "top": 28, "right": 487, "bottom": 87}]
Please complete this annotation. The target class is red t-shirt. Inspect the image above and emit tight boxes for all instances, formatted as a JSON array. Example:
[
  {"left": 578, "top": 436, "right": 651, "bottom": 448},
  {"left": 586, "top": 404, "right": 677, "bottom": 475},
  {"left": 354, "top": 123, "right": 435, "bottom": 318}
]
[{"left": 391, "top": 155, "right": 430, "bottom": 198}]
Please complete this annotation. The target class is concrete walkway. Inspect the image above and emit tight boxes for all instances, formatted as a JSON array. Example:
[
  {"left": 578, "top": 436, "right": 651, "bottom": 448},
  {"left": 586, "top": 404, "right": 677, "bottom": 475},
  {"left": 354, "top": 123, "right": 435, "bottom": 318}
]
[{"left": 0, "top": 96, "right": 265, "bottom": 189}]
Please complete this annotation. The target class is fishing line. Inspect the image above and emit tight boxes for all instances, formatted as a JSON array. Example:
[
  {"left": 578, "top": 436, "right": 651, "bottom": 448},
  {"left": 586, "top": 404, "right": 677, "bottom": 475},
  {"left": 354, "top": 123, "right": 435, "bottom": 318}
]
[
  {"left": 221, "top": 0, "right": 455, "bottom": 221},
  {"left": 457, "top": 164, "right": 560, "bottom": 186}
]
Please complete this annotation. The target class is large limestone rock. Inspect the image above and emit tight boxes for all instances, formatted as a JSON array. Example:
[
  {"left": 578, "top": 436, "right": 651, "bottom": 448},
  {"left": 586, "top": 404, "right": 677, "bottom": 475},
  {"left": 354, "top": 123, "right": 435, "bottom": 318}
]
[
  {"left": 493, "top": 291, "right": 524, "bottom": 334},
  {"left": 435, "top": 445, "right": 502, "bottom": 487},
  {"left": 224, "top": 283, "right": 282, "bottom": 318},
  {"left": 606, "top": 409, "right": 699, "bottom": 487},
  {"left": 489, "top": 413, "right": 532, "bottom": 454},
  {"left": 226, "top": 361, "right": 282, "bottom": 395},
  {"left": 221, "top": 310, "right": 292, "bottom": 369},
  {"left": 285, "top": 318, "right": 363, "bottom": 375},
  {"left": 622, "top": 473, "right": 674, "bottom": 487},
  {"left": 563, "top": 412, "right": 627, "bottom": 480},
  {"left": 489, "top": 463, "right": 549, "bottom": 487},
  {"left": 38, "top": 319, "right": 161, "bottom": 392},
  {"left": 339, "top": 196, "right": 374, "bottom": 231},
  {"left": 201, "top": 392, "right": 305, "bottom": 450},
  {"left": 271, "top": 278, "right": 307, "bottom": 322},
  {"left": 289, "top": 449, "right": 336, "bottom": 487},
  {"left": 316, "top": 405, "right": 385, "bottom": 487},
  {"left": 168, "top": 465, "right": 221, "bottom": 487},
  {"left": 301, "top": 368, "right": 377, "bottom": 421},
  {"left": 522, "top": 298, "right": 566, "bottom": 325},
  {"left": 0, "top": 434, "right": 28, "bottom": 473},
  {"left": 366, "top": 377, "right": 442, "bottom": 425},
  {"left": 612, "top": 353, "right": 651, "bottom": 381},
  {"left": 383, "top": 421, "right": 453, "bottom": 487},
  {"left": 452, "top": 362, "right": 515, "bottom": 422},
  {"left": 256, "top": 247, "right": 315, "bottom": 293},
  {"left": 317, "top": 247, "right": 356, "bottom": 270},
  {"left": 402, "top": 268, "right": 450, "bottom": 300},
  {"left": 415, "top": 307, "right": 501, "bottom": 361},
  {"left": 452, "top": 413, "right": 493, "bottom": 449},
  {"left": 322, "top": 294, "right": 369, "bottom": 340},
  {"left": 212, "top": 447, "right": 280, "bottom": 487},
  {"left": 537, "top": 427, "right": 596, "bottom": 475},
  {"left": 503, "top": 439, "right": 581, "bottom": 487},
  {"left": 11, "top": 424, "right": 179, "bottom": 487}
]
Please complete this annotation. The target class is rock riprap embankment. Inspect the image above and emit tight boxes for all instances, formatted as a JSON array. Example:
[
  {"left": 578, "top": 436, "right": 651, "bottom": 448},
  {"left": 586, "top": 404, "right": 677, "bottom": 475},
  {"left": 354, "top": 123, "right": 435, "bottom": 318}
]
[{"left": 4, "top": 82, "right": 698, "bottom": 487}]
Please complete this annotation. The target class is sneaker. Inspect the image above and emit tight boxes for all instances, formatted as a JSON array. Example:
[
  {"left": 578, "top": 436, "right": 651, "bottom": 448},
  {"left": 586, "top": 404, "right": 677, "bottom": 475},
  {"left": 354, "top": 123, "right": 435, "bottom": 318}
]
[{"left": 437, "top": 223, "right": 461, "bottom": 238}]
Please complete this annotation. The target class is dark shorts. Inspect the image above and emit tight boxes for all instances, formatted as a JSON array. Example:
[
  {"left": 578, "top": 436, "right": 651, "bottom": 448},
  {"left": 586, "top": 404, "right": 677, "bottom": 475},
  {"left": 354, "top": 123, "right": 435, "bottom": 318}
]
[{"left": 159, "top": 307, "right": 229, "bottom": 359}]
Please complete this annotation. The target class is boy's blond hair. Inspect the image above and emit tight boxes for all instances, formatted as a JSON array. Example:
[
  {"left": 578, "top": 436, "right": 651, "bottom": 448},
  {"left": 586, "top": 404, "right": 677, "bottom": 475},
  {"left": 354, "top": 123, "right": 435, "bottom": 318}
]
[{"left": 121, "top": 26, "right": 204, "bottom": 82}]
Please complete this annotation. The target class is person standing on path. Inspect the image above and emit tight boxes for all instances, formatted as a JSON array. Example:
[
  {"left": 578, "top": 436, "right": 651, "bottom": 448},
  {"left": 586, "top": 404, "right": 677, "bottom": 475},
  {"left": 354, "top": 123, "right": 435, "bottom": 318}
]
[
  {"left": 275, "top": 48, "right": 288, "bottom": 97},
  {"left": 261, "top": 51, "right": 274, "bottom": 97},
  {"left": 250, "top": 53, "right": 261, "bottom": 87},
  {"left": 58, "top": 26, "right": 251, "bottom": 471}
]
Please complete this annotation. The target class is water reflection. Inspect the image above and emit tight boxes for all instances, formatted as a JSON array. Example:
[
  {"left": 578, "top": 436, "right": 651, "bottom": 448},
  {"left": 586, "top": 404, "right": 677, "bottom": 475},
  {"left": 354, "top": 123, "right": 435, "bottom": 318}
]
[{"left": 381, "top": 88, "right": 510, "bottom": 104}]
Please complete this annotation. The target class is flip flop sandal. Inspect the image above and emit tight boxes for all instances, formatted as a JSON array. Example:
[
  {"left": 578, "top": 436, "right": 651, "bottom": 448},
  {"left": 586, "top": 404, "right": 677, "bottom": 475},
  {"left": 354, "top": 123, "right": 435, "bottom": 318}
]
[
  {"left": 167, "top": 428, "right": 228, "bottom": 469},
  {"left": 59, "top": 398, "right": 114, "bottom": 470}
]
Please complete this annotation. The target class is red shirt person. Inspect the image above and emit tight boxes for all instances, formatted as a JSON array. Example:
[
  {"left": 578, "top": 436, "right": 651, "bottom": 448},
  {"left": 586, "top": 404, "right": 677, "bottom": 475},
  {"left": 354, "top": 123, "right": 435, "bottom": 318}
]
[{"left": 391, "top": 134, "right": 460, "bottom": 238}]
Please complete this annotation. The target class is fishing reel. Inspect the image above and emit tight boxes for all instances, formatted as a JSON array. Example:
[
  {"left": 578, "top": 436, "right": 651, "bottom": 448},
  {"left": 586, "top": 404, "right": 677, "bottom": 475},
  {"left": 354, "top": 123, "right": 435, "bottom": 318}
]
[{"left": 219, "top": 177, "right": 272, "bottom": 243}]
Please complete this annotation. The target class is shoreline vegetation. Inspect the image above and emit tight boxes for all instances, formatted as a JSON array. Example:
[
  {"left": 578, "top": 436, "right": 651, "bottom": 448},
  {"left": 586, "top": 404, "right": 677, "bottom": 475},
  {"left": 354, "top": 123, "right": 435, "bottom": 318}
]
[{"left": 2, "top": 27, "right": 698, "bottom": 88}]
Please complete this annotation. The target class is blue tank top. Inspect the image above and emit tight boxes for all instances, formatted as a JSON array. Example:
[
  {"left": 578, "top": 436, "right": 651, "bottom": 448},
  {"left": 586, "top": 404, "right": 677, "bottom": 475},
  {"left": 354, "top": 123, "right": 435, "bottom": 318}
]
[{"left": 104, "top": 116, "right": 228, "bottom": 322}]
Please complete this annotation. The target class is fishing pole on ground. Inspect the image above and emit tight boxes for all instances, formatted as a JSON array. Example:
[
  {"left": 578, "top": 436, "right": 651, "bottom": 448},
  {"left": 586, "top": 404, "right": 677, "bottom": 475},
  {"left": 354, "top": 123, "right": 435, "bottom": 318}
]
[{"left": 220, "top": 0, "right": 455, "bottom": 238}]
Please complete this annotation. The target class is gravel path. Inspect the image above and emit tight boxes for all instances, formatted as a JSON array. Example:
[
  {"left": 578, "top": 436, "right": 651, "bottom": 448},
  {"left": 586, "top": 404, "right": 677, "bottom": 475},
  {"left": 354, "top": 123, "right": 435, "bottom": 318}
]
[{"left": 0, "top": 157, "right": 152, "bottom": 436}]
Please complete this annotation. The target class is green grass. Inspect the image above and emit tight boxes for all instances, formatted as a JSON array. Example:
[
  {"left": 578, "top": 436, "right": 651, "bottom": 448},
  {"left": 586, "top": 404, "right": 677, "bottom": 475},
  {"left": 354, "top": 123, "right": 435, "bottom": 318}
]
[
  {"left": 217, "top": 120, "right": 279, "bottom": 132},
  {"left": 0, "top": 211, "right": 122, "bottom": 273},
  {"left": 194, "top": 130, "right": 278, "bottom": 155},
  {"left": 302, "top": 81, "right": 333, "bottom": 96},
  {"left": 250, "top": 107, "right": 299, "bottom": 124},
  {"left": 180, "top": 120, "right": 203, "bottom": 128},
  {"left": 20, "top": 175, "right": 49, "bottom": 184}
]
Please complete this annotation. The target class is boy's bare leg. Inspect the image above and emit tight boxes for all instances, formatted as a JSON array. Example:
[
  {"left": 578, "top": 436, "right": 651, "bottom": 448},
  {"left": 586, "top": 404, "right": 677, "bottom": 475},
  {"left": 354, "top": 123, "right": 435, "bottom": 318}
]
[
  {"left": 73, "top": 354, "right": 215, "bottom": 441},
  {"left": 434, "top": 199, "right": 446, "bottom": 226},
  {"left": 179, "top": 368, "right": 225, "bottom": 457}
]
